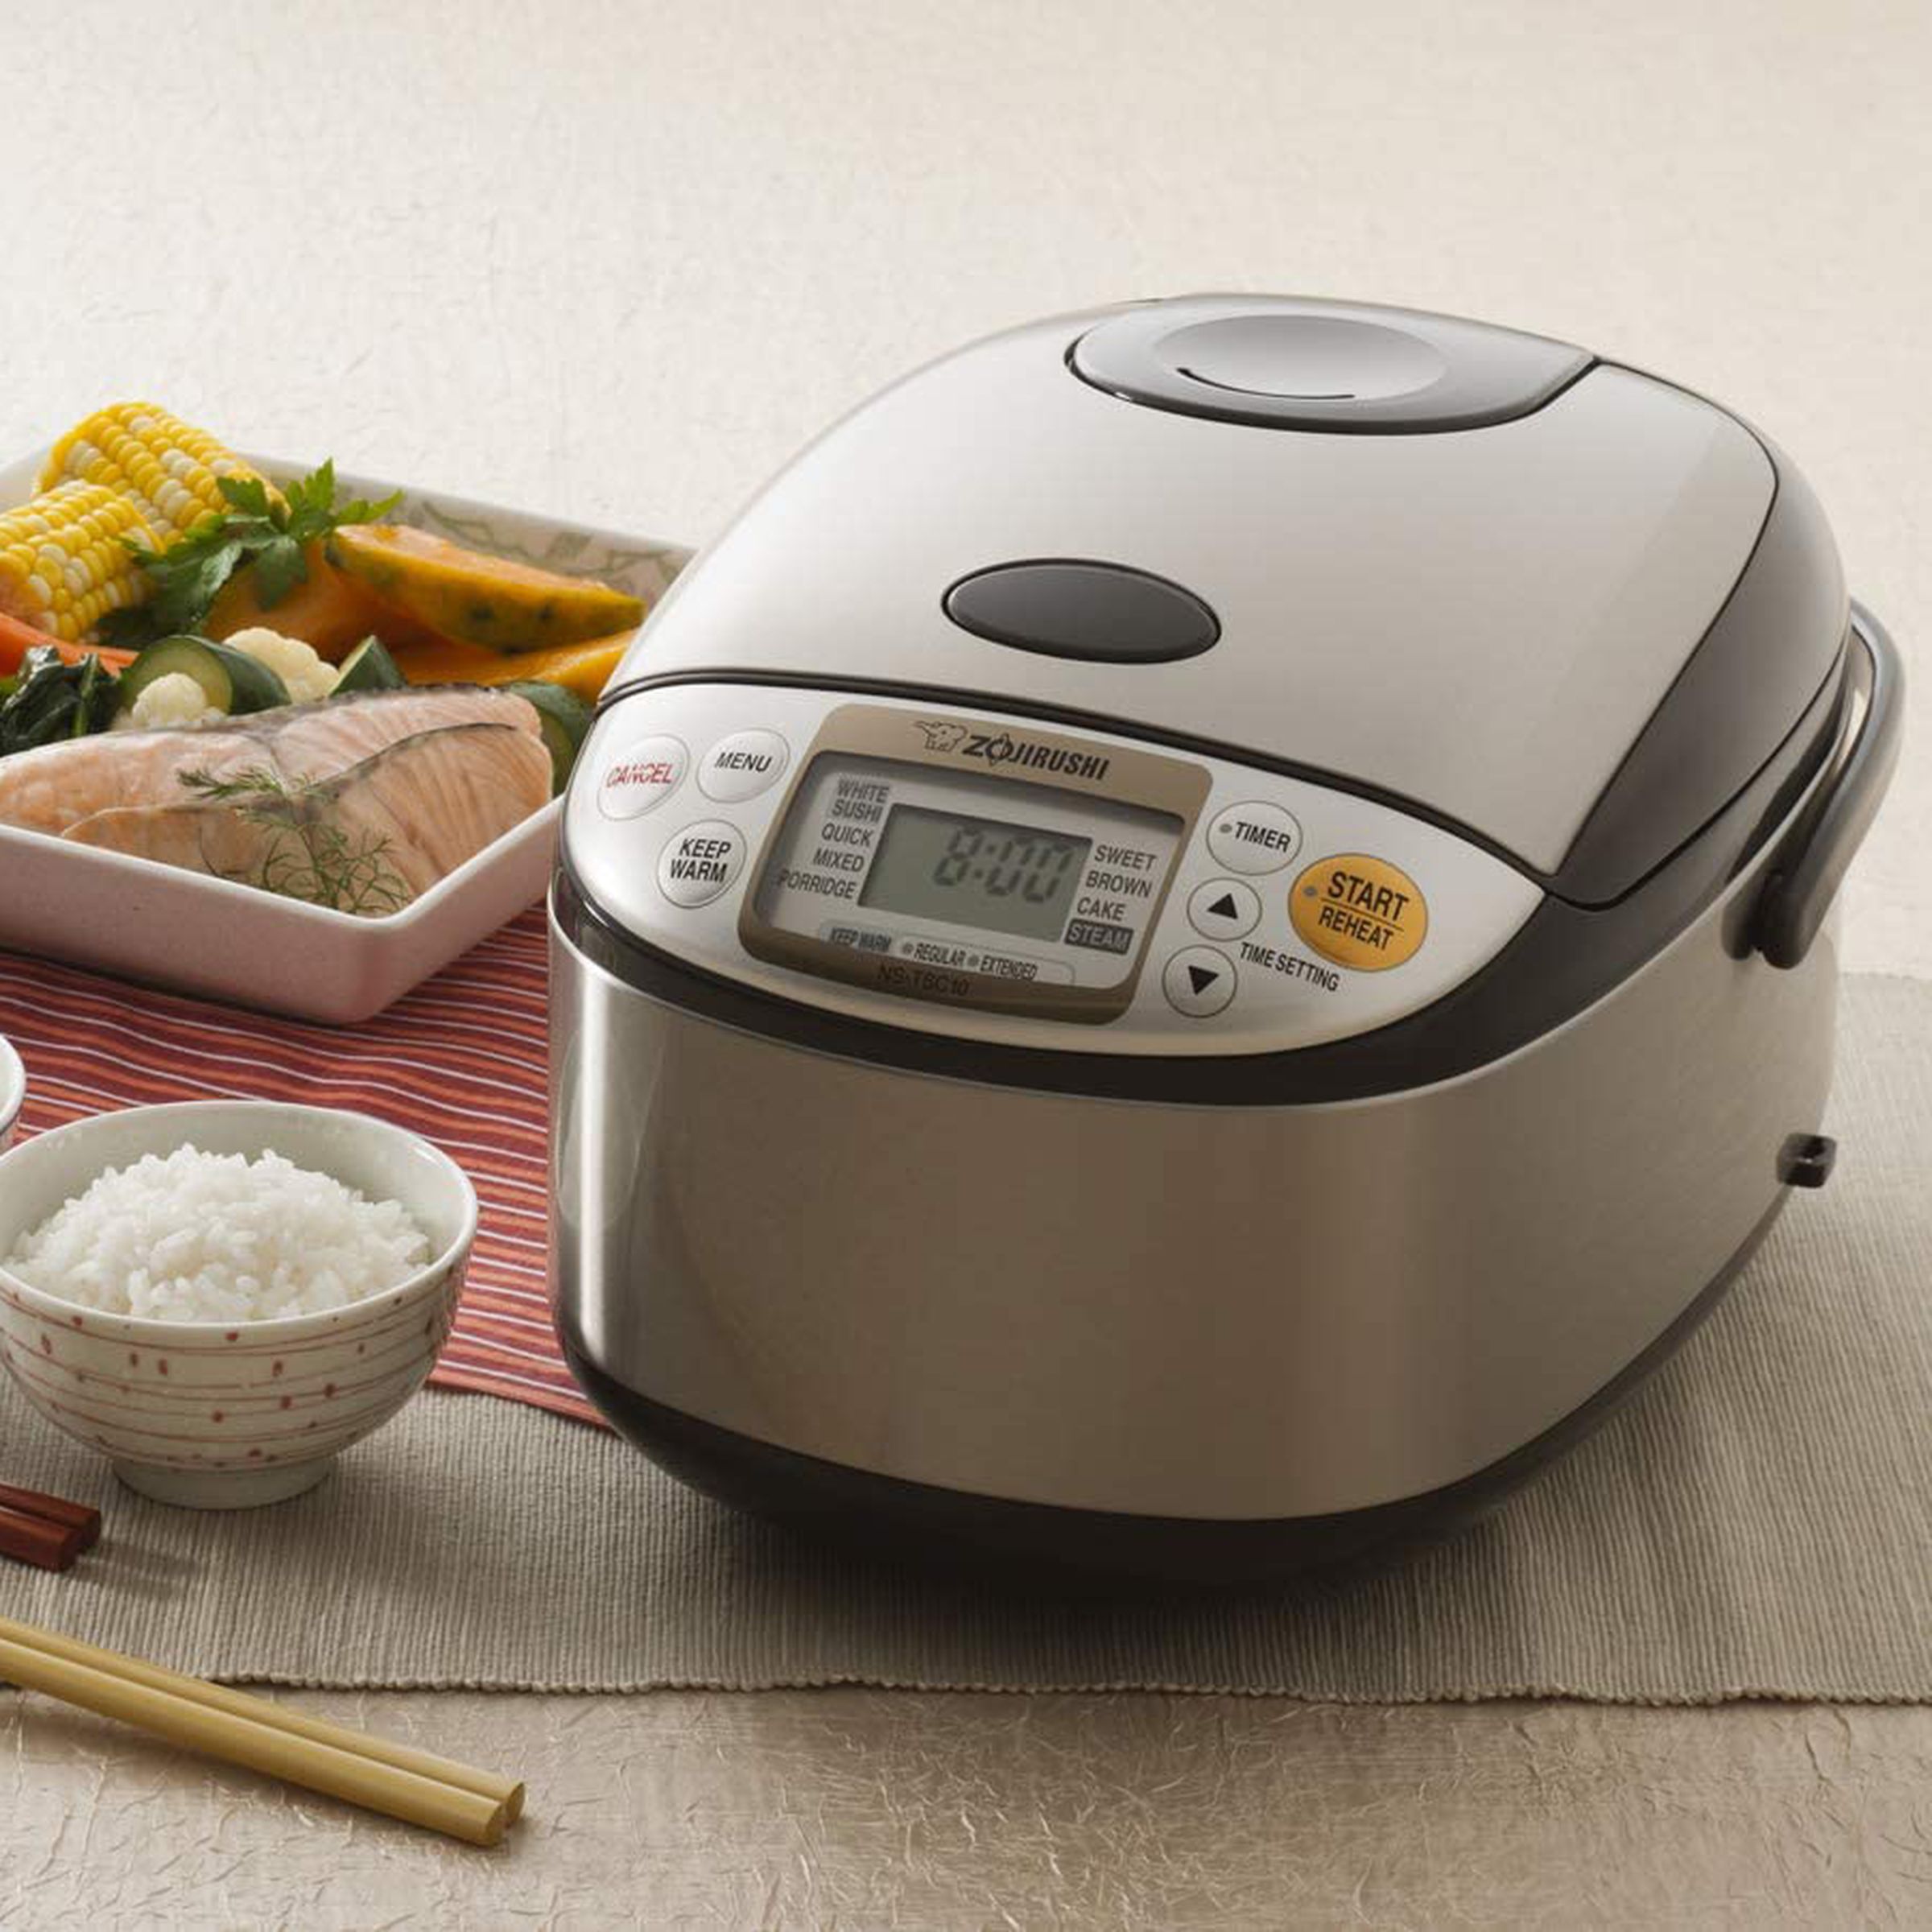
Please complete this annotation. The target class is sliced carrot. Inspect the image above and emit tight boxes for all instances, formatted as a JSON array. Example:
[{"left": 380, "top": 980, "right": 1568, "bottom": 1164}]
[
  {"left": 0, "top": 611, "right": 135, "bottom": 680},
  {"left": 0, "top": 609, "right": 56, "bottom": 675}
]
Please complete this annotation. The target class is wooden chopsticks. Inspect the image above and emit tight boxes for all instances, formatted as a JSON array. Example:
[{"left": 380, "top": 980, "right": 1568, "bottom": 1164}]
[
  {"left": 0, "top": 1484, "right": 101, "bottom": 1571},
  {"left": 0, "top": 1614, "right": 525, "bottom": 1846}
]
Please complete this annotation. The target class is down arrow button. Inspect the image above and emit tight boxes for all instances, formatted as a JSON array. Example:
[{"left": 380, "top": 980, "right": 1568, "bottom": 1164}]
[{"left": 1163, "top": 946, "right": 1237, "bottom": 1018}]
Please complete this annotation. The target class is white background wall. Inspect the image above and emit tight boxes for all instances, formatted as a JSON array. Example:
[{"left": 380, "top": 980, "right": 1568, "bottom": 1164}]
[{"left": 2, "top": 0, "right": 1925, "bottom": 968}]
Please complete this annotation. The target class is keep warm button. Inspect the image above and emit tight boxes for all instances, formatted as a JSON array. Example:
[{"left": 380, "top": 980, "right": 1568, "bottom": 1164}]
[
  {"left": 657, "top": 820, "right": 747, "bottom": 908},
  {"left": 1290, "top": 854, "right": 1427, "bottom": 971}
]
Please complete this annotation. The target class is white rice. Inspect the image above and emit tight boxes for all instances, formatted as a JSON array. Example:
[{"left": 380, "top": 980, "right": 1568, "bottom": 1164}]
[{"left": 5, "top": 1143, "right": 431, "bottom": 1323}]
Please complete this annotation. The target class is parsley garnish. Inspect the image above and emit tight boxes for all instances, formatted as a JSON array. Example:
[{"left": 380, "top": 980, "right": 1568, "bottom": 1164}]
[{"left": 101, "top": 460, "right": 398, "bottom": 650}]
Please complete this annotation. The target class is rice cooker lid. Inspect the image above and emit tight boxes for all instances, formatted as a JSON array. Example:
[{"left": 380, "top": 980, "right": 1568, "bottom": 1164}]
[{"left": 621, "top": 295, "right": 1848, "bottom": 902}]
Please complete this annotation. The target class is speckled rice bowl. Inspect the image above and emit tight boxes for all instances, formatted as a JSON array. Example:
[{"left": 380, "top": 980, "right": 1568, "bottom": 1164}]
[{"left": 0, "top": 1100, "right": 477, "bottom": 1509}]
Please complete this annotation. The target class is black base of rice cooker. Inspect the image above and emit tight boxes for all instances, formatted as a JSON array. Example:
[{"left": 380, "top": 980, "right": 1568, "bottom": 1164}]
[{"left": 549, "top": 295, "right": 1903, "bottom": 1587}]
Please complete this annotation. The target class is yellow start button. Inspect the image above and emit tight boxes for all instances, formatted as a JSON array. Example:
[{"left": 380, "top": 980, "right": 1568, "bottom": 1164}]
[{"left": 1290, "top": 854, "right": 1427, "bottom": 971}]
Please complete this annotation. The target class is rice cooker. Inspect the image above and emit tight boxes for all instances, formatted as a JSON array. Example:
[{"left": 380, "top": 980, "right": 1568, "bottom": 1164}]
[{"left": 548, "top": 295, "right": 1903, "bottom": 1583}]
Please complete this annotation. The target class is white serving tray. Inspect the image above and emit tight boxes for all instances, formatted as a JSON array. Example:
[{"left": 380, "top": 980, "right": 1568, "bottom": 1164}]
[{"left": 0, "top": 448, "right": 688, "bottom": 1023}]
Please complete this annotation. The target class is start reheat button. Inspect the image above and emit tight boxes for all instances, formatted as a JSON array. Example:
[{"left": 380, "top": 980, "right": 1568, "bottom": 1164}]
[{"left": 1291, "top": 854, "right": 1427, "bottom": 971}]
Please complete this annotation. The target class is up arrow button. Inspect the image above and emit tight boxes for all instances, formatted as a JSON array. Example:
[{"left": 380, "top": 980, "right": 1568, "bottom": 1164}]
[{"left": 1187, "top": 877, "right": 1261, "bottom": 940}]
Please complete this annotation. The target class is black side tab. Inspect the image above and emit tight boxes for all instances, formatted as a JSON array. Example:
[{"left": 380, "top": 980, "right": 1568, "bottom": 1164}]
[{"left": 1778, "top": 1133, "right": 1837, "bottom": 1189}]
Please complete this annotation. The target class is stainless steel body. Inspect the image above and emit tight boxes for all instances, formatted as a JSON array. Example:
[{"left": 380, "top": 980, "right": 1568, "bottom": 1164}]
[{"left": 551, "top": 844, "right": 1836, "bottom": 1521}]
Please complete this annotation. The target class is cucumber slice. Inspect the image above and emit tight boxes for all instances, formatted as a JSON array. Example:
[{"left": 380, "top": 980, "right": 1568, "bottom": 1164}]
[
  {"left": 332, "top": 634, "right": 407, "bottom": 695},
  {"left": 503, "top": 680, "right": 594, "bottom": 795},
  {"left": 118, "top": 635, "right": 291, "bottom": 717}
]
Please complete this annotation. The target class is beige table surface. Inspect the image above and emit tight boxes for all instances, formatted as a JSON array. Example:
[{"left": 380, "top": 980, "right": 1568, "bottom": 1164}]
[{"left": 2, "top": 2, "right": 1929, "bottom": 1926}]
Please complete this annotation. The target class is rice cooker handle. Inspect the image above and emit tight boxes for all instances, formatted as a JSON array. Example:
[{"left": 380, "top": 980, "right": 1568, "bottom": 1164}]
[{"left": 1754, "top": 601, "right": 1905, "bottom": 969}]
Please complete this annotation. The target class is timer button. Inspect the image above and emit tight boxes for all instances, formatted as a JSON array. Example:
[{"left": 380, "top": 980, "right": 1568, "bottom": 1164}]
[
  {"left": 1206, "top": 801, "right": 1302, "bottom": 875},
  {"left": 599, "top": 734, "right": 688, "bottom": 819},
  {"left": 698, "top": 729, "right": 790, "bottom": 803},
  {"left": 1187, "top": 877, "right": 1261, "bottom": 941},
  {"left": 657, "top": 820, "right": 747, "bottom": 907},
  {"left": 1162, "top": 946, "right": 1236, "bottom": 1018}
]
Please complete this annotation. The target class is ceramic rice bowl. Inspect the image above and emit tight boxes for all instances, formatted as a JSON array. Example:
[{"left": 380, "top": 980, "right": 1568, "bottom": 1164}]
[{"left": 0, "top": 1101, "right": 477, "bottom": 1509}]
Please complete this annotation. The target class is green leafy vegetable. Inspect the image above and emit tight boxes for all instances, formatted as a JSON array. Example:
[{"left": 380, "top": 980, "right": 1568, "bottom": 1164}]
[
  {"left": 101, "top": 460, "right": 399, "bottom": 650},
  {"left": 177, "top": 763, "right": 412, "bottom": 916},
  {"left": 0, "top": 646, "right": 121, "bottom": 757}
]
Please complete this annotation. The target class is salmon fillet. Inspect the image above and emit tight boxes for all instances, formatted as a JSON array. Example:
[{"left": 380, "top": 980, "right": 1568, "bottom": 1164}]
[
  {"left": 60, "top": 722, "right": 552, "bottom": 912},
  {"left": 0, "top": 687, "right": 543, "bottom": 839}
]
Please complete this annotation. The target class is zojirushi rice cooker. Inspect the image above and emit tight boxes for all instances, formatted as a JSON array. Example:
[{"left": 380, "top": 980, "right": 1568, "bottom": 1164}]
[{"left": 549, "top": 295, "right": 1903, "bottom": 1583}]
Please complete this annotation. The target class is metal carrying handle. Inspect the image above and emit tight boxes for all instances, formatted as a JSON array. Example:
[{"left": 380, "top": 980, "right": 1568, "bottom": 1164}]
[{"left": 1755, "top": 601, "right": 1905, "bottom": 968}]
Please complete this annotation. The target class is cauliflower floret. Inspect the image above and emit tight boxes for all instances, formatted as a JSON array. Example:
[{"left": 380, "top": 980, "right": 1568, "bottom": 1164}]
[
  {"left": 121, "top": 671, "right": 224, "bottom": 731},
  {"left": 224, "top": 626, "right": 337, "bottom": 704}
]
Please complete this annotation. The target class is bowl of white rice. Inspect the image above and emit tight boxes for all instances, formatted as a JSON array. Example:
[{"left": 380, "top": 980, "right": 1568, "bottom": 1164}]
[
  {"left": 0, "top": 1034, "right": 21, "bottom": 1152},
  {"left": 0, "top": 1100, "right": 477, "bottom": 1509}
]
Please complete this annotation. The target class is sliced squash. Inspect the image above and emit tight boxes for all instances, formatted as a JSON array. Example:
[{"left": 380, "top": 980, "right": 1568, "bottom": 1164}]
[
  {"left": 389, "top": 628, "right": 637, "bottom": 701},
  {"left": 204, "top": 543, "right": 400, "bottom": 661},
  {"left": 331, "top": 525, "right": 644, "bottom": 653}
]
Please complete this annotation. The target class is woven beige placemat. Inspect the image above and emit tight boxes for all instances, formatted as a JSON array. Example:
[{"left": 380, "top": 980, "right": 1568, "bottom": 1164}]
[{"left": 2, "top": 974, "right": 1928, "bottom": 1703}]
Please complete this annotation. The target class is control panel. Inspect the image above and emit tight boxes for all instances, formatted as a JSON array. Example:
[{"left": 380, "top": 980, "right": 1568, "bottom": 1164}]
[{"left": 564, "top": 683, "right": 1542, "bottom": 1056}]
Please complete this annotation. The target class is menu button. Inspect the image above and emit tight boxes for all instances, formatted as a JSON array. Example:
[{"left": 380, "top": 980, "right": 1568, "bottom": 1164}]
[{"left": 698, "top": 729, "right": 790, "bottom": 803}]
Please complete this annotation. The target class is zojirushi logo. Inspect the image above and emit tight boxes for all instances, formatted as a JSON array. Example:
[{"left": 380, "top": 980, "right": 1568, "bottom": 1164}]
[{"left": 914, "top": 720, "right": 1111, "bottom": 782}]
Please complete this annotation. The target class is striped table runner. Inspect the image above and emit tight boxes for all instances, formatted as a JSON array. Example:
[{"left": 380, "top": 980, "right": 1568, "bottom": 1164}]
[{"left": 0, "top": 908, "right": 598, "bottom": 1426}]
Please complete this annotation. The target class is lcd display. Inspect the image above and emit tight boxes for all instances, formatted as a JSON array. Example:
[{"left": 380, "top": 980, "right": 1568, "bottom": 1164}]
[{"left": 859, "top": 805, "right": 1091, "bottom": 943}]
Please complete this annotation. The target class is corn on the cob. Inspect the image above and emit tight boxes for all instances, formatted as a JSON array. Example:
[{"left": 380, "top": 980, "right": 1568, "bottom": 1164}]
[
  {"left": 0, "top": 481, "right": 159, "bottom": 642},
  {"left": 37, "top": 401, "right": 262, "bottom": 542}
]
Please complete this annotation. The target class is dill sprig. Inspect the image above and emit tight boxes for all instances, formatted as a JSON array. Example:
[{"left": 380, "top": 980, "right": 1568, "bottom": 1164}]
[{"left": 179, "top": 763, "right": 413, "bottom": 917}]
